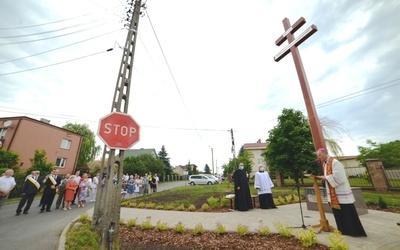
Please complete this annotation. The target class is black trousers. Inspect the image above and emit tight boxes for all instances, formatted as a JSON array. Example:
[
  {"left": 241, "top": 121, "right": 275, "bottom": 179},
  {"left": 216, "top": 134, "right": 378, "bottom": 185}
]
[
  {"left": 41, "top": 190, "right": 56, "bottom": 211},
  {"left": 16, "top": 193, "right": 36, "bottom": 213},
  {"left": 56, "top": 190, "right": 65, "bottom": 208}
]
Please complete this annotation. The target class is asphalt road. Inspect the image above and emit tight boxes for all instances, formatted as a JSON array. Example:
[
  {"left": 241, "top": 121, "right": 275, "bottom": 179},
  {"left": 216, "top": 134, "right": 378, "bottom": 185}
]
[{"left": 0, "top": 181, "right": 186, "bottom": 250}]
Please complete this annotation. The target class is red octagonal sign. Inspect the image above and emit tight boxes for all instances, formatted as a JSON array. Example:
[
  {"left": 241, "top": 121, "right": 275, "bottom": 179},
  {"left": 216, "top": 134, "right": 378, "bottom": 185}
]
[{"left": 97, "top": 112, "right": 140, "bottom": 150}]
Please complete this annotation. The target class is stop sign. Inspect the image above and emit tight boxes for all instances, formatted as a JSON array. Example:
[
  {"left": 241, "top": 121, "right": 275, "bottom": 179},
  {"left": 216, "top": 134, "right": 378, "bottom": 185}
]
[{"left": 97, "top": 112, "right": 140, "bottom": 150}]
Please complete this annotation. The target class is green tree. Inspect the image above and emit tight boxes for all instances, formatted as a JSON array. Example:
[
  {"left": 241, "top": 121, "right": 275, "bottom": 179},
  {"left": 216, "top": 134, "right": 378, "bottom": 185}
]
[
  {"left": 204, "top": 164, "right": 211, "bottom": 174},
  {"left": 26, "top": 149, "right": 54, "bottom": 177},
  {"left": 158, "top": 145, "right": 173, "bottom": 175},
  {"left": 263, "top": 108, "right": 315, "bottom": 184},
  {"left": 0, "top": 149, "right": 20, "bottom": 174},
  {"left": 357, "top": 140, "right": 400, "bottom": 168},
  {"left": 123, "top": 154, "right": 165, "bottom": 177},
  {"left": 62, "top": 123, "right": 101, "bottom": 167}
]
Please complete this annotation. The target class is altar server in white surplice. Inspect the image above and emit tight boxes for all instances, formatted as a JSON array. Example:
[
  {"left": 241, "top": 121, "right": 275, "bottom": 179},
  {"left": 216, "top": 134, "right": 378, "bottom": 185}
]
[{"left": 254, "top": 165, "right": 277, "bottom": 209}]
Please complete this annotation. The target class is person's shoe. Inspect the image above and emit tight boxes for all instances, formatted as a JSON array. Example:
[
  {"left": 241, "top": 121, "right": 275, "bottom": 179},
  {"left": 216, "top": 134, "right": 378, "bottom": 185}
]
[
  {"left": 63, "top": 208, "right": 67, "bottom": 211},
  {"left": 77, "top": 205, "right": 81, "bottom": 207},
  {"left": 46, "top": 210, "right": 51, "bottom": 212},
  {"left": 16, "top": 212, "right": 21, "bottom": 216},
  {"left": 39, "top": 210, "right": 44, "bottom": 213},
  {"left": 23, "top": 211, "right": 29, "bottom": 214},
  {"left": 56, "top": 207, "right": 59, "bottom": 209},
  {"left": 68, "top": 207, "right": 71, "bottom": 210},
  {"left": 81, "top": 204, "right": 85, "bottom": 207}
]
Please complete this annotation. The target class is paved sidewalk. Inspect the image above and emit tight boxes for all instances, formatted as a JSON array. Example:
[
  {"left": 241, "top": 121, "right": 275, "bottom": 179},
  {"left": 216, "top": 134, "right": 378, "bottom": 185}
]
[{"left": 60, "top": 203, "right": 400, "bottom": 249}]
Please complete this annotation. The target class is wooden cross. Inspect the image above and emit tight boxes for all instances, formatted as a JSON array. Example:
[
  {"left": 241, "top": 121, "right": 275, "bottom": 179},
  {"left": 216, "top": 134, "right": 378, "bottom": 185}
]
[{"left": 274, "top": 17, "right": 327, "bottom": 152}]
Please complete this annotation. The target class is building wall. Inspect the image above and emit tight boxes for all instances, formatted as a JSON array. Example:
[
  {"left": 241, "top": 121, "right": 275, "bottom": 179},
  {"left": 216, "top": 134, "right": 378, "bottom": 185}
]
[{"left": 0, "top": 117, "right": 82, "bottom": 175}]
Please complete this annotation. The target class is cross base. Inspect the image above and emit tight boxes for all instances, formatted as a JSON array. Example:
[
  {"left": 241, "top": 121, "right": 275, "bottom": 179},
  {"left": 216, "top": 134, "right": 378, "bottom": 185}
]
[{"left": 312, "top": 219, "right": 336, "bottom": 233}]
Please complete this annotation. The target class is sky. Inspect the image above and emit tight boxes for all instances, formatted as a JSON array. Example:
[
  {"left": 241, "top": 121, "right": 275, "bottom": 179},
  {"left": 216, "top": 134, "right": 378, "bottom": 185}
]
[{"left": 1, "top": 0, "right": 399, "bottom": 173}]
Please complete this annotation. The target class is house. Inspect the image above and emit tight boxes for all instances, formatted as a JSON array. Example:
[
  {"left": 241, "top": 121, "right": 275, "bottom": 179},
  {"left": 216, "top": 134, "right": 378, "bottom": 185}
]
[
  {"left": 174, "top": 164, "right": 198, "bottom": 176},
  {"left": 121, "top": 148, "right": 158, "bottom": 158},
  {"left": 243, "top": 140, "right": 269, "bottom": 177},
  {"left": 0, "top": 116, "right": 82, "bottom": 175}
]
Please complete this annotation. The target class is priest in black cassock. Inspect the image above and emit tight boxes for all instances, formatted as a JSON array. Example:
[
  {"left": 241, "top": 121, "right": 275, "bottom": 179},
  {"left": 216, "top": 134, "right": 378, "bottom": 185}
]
[{"left": 233, "top": 163, "right": 253, "bottom": 211}]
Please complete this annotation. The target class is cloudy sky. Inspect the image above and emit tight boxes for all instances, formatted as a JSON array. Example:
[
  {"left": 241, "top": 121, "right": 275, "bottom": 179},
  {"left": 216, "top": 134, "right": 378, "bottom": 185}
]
[{"left": 1, "top": 0, "right": 399, "bottom": 173}]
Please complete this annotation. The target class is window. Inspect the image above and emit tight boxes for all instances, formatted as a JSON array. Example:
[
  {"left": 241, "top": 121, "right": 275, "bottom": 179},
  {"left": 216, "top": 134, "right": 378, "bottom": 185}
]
[
  {"left": 60, "top": 139, "right": 71, "bottom": 149},
  {"left": 0, "top": 128, "right": 6, "bottom": 138},
  {"left": 56, "top": 157, "right": 67, "bottom": 168}
]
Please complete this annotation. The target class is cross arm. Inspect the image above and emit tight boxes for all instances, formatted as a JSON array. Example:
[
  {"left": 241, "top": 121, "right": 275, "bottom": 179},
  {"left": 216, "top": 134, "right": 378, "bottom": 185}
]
[{"left": 275, "top": 17, "right": 306, "bottom": 46}]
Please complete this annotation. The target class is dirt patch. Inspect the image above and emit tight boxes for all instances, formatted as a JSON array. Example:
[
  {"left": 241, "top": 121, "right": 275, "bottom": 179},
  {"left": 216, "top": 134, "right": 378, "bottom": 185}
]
[{"left": 119, "top": 226, "right": 329, "bottom": 250}]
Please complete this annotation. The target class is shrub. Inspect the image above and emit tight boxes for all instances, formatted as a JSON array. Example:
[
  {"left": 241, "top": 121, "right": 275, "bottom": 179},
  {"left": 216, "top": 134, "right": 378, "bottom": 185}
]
[
  {"left": 119, "top": 218, "right": 126, "bottom": 225},
  {"left": 188, "top": 204, "right": 196, "bottom": 211},
  {"left": 156, "top": 204, "right": 164, "bottom": 210},
  {"left": 215, "top": 222, "right": 226, "bottom": 235},
  {"left": 274, "top": 222, "right": 292, "bottom": 237},
  {"left": 201, "top": 203, "right": 210, "bottom": 211},
  {"left": 77, "top": 213, "right": 91, "bottom": 223},
  {"left": 378, "top": 196, "right": 388, "bottom": 209},
  {"left": 193, "top": 223, "right": 206, "bottom": 235},
  {"left": 220, "top": 197, "right": 230, "bottom": 207},
  {"left": 65, "top": 223, "right": 100, "bottom": 250},
  {"left": 257, "top": 221, "right": 271, "bottom": 237},
  {"left": 164, "top": 204, "right": 175, "bottom": 210},
  {"left": 328, "top": 230, "right": 350, "bottom": 250},
  {"left": 141, "top": 217, "right": 154, "bottom": 230},
  {"left": 278, "top": 196, "right": 287, "bottom": 205},
  {"left": 129, "top": 202, "right": 137, "bottom": 208},
  {"left": 155, "top": 221, "right": 169, "bottom": 231},
  {"left": 173, "top": 222, "right": 186, "bottom": 234},
  {"left": 145, "top": 202, "right": 156, "bottom": 209},
  {"left": 137, "top": 202, "right": 145, "bottom": 208},
  {"left": 126, "top": 218, "right": 138, "bottom": 228},
  {"left": 285, "top": 194, "right": 293, "bottom": 203},
  {"left": 121, "top": 201, "right": 129, "bottom": 207},
  {"left": 176, "top": 204, "right": 185, "bottom": 211},
  {"left": 207, "top": 196, "right": 219, "bottom": 209},
  {"left": 237, "top": 224, "right": 250, "bottom": 237},
  {"left": 296, "top": 227, "right": 318, "bottom": 248}
]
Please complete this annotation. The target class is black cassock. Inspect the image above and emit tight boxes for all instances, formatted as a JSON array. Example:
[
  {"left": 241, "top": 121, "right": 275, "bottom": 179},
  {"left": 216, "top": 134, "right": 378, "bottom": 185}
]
[{"left": 233, "top": 169, "right": 253, "bottom": 211}]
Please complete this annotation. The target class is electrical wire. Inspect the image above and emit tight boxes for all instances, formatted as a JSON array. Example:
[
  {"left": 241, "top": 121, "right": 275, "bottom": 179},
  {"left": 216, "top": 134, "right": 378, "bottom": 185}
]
[{"left": 144, "top": 8, "right": 205, "bottom": 143}]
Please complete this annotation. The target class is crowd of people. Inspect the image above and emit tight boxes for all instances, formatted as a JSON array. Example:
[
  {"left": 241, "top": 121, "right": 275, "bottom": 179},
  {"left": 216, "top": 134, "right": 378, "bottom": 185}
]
[{"left": 0, "top": 168, "right": 161, "bottom": 215}]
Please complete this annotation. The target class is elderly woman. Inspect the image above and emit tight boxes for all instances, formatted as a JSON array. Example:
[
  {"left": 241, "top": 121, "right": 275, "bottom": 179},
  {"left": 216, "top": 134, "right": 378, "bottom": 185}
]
[
  {"left": 64, "top": 175, "right": 77, "bottom": 210},
  {"left": 78, "top": 173, "right": 90, "bottom": 207}
]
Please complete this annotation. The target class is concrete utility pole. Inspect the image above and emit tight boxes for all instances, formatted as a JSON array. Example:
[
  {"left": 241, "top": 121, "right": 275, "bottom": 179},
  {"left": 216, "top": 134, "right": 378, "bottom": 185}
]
[
  {"left": 92, "top": 1, "right": 143, "bottom": 249},
  {"left": 274, "top": 17, "right": 327, "bottom": 152},
  {"left": 230, "top": 129, "right": 236, "bottom": 169}
]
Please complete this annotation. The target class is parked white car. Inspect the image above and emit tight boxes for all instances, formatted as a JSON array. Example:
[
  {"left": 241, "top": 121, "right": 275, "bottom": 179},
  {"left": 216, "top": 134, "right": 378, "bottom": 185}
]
[
  {"left": 201, "top": 174, "right": 219, "bottom": 184},
  {"left": 188, "top": 175, "right": 215, "bottom": 185}
]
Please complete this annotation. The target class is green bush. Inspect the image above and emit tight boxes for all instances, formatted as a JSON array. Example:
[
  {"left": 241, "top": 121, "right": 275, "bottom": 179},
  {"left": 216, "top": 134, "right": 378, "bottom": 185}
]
[
  {"left": 173, "top": 222, "right": 186, "bottom": 234},
  {"left": 220, "top": 197, "right": 230, "bottom": 207},
  {"left": 129, "top": 202, "right": 137, "bottom": 208},
  {"left": 145, "top": 202, "right": 156, "bottom": 209},
  {"left": 257, "top": 221, "right": 271, "bottom": 237},
  {"left": 65, "top": 222, "right": 100, "bottom": 250},
  {"left": 201, "top": 203, "right": 210, "bottom": 211},
  {"left": 164, "top": 204, "right": 175, "bottom": 210},
  {"left": 215, "top": 222, "right": 226, "bottom": 235},
  {"left": 156, "top": 204, "right": 164, "bottom": 210},
  {"left": 176, "top": 204, "right": 185, "bottom": 211},
  {"left": 274, "top": 222, "right": 292, "bottom": 237},
  {"left": 155, "top": 221, "right": 169, "bottom": 231},
  {"left": 140, "top": 217, "right": 154, "bottom": 230},
  {"left": 188, "top": 204, "right": 196, "bottom": 211},
  {"left": 127, "top": 218, "right": 138, "bottom": 227},
  {"left": 296, "top": 227, "right": 318, "bottom": 247},
  {"left": 378, "top": 196, "right": 388, "bottom": 209},
  {"left": 77, "top": 213, "right": 91, "bottom": 223},
  {"left": 137, "top": 202, "right": 145, "bottom": 208},
  {"left": 328, "top": 230, "right": 349, "bottom": 250},
  {"left": 237, "top": 224, "right": 250, "bottom": 237},
  {"left": 207, "top": 196, "right": 219, "bottom": 209},
  {"left": 193, "top": 223, "right": 206, "bottom": 235}
]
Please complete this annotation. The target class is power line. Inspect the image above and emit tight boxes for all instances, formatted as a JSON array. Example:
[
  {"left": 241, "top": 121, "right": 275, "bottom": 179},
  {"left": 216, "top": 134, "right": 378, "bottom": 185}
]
[
  {"left": 144, "top": 8, "right": 205, "bottom": 143},
  {"left": 0, "top": 28, "right": 124, "bottom": 65}
]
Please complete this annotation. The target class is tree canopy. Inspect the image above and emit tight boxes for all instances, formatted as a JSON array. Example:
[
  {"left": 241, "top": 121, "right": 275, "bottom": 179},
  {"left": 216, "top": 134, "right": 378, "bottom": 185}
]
[
  {"left": 0, "top": 149, "right": 20, "bottom": 175},
  {"left": 62, "top": 123, "right": 101, "bottom": 167},
  {"left": 263, "top": 108, "right": 316, "bottom": 183},
  {"left": 123, "top": 154, "right": 165, "bottom": 177},
  {"left": 357, "top": 139, "right": 400, "bottom": 168},
  {"left": 26, "top": 149, "right": 54, "bottom": 177},
  {"left": 204, "top": 164, "right": 211, "bottom": 174}
]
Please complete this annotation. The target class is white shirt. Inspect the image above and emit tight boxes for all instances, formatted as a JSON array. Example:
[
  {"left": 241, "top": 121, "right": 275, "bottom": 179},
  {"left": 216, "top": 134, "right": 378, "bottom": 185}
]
[
  {"left": 0, "top": 175, "right": 16, "bottom": 192},
  {"left": 254, "top": 171, "right": 274, "bottom": 195},
  {"left": 324, "top": 157, "right": 355, "bottom": 204}
]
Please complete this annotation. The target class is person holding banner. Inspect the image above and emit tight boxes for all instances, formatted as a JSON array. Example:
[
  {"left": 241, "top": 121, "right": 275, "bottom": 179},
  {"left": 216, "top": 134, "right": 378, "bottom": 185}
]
[
  {"left": 316, "top": 148, "right": 367, "bottom": 237},
  {"left": 40, "top": 169, "right": 61, "bottom": 213},
  {"left": 16, "top": 171, "right": 41, "bottom": 215}
]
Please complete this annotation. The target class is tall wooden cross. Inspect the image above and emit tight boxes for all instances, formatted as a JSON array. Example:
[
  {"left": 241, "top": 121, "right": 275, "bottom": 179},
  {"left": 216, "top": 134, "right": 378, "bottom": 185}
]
[{"left": 274, "top": 17, "right": 327, "bottom": 152}]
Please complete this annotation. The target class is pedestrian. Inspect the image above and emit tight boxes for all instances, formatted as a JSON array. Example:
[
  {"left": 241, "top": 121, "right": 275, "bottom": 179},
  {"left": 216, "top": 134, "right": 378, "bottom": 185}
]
[
  {"left": 56, "top": 174, "right": 70, "bottom": 209},
  {"left": 64, "top": 175, "right": 78, "bottom": 210},
  {"left": 71, "top": 170, "right": 81, "bottom": 205},
  {"left": 126, "top": 175, "right": 135, "bottom": 199},
  {"left": 153, "top": 173, "right": 159, "bottom": 192},
  {"left": 78, "top": 173, "right": 90, "bottom": 207},
  {"left": 316, "top": 148, "right": 367, "bottom": 237},
  {"left": 16, "top": 171, "right": 41, "bottom": 215},
  {"left": 0, "top": 169, "right": 16, "bottom": 209},
  {"left": 233, "top": 163, "right": 253, "bottom": 211},
  {"left": 90, "top": 173, "right": 99, "bottom": 202},
  {"left": 254, "top": 165, "right": 277, "bottom": 209},
  {"left": 40, "top": 169, "right": 61, "bottom": 213},
  {"left": 142, "top": 173, "right": 149, "bottom": 194}
]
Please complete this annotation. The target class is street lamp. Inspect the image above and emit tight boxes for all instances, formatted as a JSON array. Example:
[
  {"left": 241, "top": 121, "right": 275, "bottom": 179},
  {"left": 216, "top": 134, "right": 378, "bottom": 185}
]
[{"left": 210, "top": 147, "right": 214, "bottom": 175}]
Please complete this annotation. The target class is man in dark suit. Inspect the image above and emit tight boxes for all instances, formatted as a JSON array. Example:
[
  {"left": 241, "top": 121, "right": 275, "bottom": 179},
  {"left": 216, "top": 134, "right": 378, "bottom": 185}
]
[
  {"left": 40, "top": 169, "right": 61, "bottom": 213},
  {"left": 16, "top": 171, "right": 41, "bottom": 215}
]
